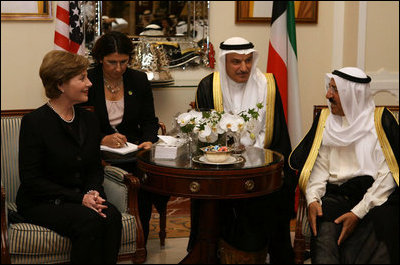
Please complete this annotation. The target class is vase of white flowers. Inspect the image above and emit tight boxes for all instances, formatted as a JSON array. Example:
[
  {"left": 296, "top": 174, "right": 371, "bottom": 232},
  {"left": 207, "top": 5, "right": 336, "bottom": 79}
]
[
  {"left": 175, "top": 103, "right": 263, "bottom": 154},
  {"left": 175, "top": 109, "right": 224, "bottom": 155}
]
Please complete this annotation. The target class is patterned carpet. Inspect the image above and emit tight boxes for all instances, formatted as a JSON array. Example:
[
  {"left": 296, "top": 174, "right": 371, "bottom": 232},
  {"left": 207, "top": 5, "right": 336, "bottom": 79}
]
[
  {"left": 148, "top": 197, "right": 191, "bottom": 239},
  {"left": 148, "top": 197, "right": 297, "bottom": 239},
  {"left": 148, "top": 214, "right": 191, "bottom": 239}
]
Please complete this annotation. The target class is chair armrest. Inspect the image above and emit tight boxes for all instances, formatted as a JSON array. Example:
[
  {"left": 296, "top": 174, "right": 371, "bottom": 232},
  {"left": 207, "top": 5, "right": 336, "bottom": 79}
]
[
  {"left": 158, "top": 122, "right": 166, "bottom": 135},
  {"left": 104, "top": 165, "right": 142, "bottom": 217},
  {"left": 122, "top": 173, "right": 141, "bottom": 217},
  {"left": 102, "top": 166, "right": 146, "bottom": 253},
  {"left": 294, "top": 188, "right": 308, "bottom": 264},
  {"left": 103, "top": 165, "right": 135, "bottom": 213},
  {"left": 1, "top": 184, "right": 11, "bottom": 264}
]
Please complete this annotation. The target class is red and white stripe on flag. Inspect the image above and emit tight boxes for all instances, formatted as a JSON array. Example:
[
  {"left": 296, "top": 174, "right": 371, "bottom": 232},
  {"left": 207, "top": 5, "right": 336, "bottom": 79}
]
[
  {"left": 54, "top": 1, "right": 85, "bottom": 55},
  {"left": 267, "top": 1, "right": 302, "bottom": 148}
]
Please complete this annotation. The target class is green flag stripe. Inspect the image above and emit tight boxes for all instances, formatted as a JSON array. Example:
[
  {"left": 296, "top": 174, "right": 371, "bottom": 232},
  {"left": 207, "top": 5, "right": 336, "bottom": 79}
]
[{"left": 287, "top": 1, "right": 297, "bottom": 58}]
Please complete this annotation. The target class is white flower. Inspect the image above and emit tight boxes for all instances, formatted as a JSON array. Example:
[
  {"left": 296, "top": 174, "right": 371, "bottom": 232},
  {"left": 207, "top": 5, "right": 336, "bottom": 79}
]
[
  {"left": 198, "top": 124, "right": 211, "bottom": 138},
  {"left": 198, "top": 125, "right": 218, "bottom": 143},
  {"left": 213, "top": 123, "right": 226, "bottom": 134},
  {"left": 240, "top": 118, "right": 262, "bottom": 146},
  {"left": 204, "top": 133, "right": 219, "bottom": 143},
  {"left": 188, "top": 110, "right": 203, "bottom": 123},
  {"left": 245, "top": 119, "right": 261, "bottom": 136},
  {"left": 198, "top": 124, "right": 219, "bottom": 143},
  {"left": 241, "top": 130, "right": 256, "bottom": 146},
  {"left": 220, "top": 113, "right": 245, "bottom": 133},
  {"left": 176, "top": 112, "right": 192, "bottom": 127}
]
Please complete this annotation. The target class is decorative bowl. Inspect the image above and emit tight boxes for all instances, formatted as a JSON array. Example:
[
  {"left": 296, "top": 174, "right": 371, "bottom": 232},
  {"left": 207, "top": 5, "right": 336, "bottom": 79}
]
[{"left": 200, "top": 145, "right": 232, "bottom": 163}]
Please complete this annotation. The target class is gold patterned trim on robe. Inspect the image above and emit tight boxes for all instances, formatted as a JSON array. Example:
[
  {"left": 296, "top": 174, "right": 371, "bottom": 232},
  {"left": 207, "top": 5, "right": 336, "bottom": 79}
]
[
  {"left": 263, "top": 73, "right": 276, "bottom": 149},
  {"left": 374, "top": 107, "right": 399, "bottom": 186},
  {"left": 298, "top": 108, "right": 330, "bottom": 194},
  {"left": 212, "top": 72, "right": 224, "bottom": 112}
]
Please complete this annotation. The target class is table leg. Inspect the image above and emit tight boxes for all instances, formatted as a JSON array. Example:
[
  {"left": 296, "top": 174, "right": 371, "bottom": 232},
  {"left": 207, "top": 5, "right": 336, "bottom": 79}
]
[{"left": 180, "top": 199, "right": 220, "bottom": 264}]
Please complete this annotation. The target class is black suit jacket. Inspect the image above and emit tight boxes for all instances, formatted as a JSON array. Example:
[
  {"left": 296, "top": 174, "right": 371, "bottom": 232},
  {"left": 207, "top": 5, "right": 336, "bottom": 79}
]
[
  {"left": 81, "top": 65, "right": 159, "bottom": 144},
  {"left": 16, "top": 105, "right": 105, "bottom": 211}
]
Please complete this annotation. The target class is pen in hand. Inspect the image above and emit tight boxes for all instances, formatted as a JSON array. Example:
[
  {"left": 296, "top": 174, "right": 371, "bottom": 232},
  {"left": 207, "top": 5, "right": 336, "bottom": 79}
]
[{"left": 113, "top": 127, "right": 128, "bottom": 147}]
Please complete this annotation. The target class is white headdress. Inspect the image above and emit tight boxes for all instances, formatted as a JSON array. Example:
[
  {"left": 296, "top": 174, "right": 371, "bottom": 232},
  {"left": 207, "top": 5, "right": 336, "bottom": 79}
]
[
  {"left": 218, "top": 37, "right": 267, "bottom": 115},
  {"left": 323, "top": 67, "right": 383, "bottom": 177}
]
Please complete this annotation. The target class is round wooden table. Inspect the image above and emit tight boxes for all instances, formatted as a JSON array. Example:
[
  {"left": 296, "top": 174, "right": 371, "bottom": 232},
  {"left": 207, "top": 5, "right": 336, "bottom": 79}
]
[{"left": 137, "top": 146, "right": 284, "bottom": 264}]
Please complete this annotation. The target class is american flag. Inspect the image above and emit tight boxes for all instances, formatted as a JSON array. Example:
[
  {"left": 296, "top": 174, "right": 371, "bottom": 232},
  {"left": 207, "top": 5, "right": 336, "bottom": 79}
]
[{"left": 54, "top": 1, "right": 85, "bottom": 55}]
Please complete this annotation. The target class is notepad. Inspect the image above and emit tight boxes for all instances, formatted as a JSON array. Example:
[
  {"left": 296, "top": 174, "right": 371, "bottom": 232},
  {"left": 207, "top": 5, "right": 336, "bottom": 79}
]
[{"left": 100, "top": 142, "right": 139, "bottom": 155}]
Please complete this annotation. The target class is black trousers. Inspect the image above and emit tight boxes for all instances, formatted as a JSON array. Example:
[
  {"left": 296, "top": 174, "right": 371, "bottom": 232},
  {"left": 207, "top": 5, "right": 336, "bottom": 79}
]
[
  {"left": 311, "top": 219, "right": 391, "bottom": 263},
  {"left": 311, "top": 176, "right": 395, "bottom": 264},
  {"left": 19, "top": 201, "right": 122, "bottom": 264}
]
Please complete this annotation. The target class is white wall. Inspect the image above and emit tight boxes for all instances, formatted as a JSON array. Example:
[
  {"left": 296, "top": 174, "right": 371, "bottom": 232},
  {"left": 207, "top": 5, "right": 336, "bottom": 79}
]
[
  {"left": 1, "top": 15, "right": 55, "bottom": 109},
  {"left": 1, "top": 1, "right": 399, "bottom": 141}
]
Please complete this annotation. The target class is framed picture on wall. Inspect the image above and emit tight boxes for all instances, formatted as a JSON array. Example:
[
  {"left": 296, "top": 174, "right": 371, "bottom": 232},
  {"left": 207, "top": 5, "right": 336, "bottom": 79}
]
[
  {"left": 1, "top": 1, "right": 52, "bottom": 21},
  {"left": 236, "top": 1, "right": 318, "bottom": 24}
]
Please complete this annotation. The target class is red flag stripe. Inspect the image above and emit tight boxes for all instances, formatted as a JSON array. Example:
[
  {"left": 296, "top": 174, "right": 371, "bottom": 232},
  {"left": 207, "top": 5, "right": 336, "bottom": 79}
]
[
  {"left": 56, "top": 5, "right": 69, "bottom": 25},
  {"left": 267, "top": 42, "right": 288, "bottom": 120},
  {"left": 68, "top": 41, "right": 81, "bottom": 54},
  {"left": 54, "top": 31, "right": 70, "bottom": 51}
]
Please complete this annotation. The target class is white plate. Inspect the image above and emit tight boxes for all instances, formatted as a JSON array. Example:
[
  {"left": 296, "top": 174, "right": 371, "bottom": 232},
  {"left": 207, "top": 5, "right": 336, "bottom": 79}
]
[{"left": 192, "top": 155, "right": 244, "bottom": 165}]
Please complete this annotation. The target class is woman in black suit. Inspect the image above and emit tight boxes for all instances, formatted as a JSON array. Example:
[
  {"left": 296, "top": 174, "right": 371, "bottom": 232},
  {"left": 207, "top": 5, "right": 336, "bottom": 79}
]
[
  {"left": 85, "top": 32, "right": 159, "bottom": 149},
  {"left": 16, "top": 50, "right": 122, "bottom": 264},
  {"left": 82, "top": 31, "right": 169, "bottom": 244}
]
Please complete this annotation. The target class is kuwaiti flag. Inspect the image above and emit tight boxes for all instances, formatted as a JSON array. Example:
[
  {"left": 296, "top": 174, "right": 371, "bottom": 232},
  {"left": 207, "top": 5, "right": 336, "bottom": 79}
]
[
  {"left": 267, "top": 1, "right": 302, "bottom": 148},
  {"left": 54, "top": 1, "right": 85, "bottom": 55}
]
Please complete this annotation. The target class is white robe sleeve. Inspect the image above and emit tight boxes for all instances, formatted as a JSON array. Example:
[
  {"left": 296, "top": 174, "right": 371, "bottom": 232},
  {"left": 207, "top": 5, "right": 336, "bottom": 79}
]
[
  {"left": 306, "top": 145, "right": 330, "bottom": 206},
  {"left": 351, "top": 160, "right": 396, "bottom": 219}
]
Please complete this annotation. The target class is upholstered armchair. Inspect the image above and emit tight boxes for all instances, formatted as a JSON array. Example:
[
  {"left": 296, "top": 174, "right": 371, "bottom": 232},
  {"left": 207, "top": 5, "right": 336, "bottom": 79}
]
[
  {"left": 293, "top": 105, "right": 399, "bottom": 264},
  {"left": 1, "top": 109, "right": 146, "bottom": 264}
]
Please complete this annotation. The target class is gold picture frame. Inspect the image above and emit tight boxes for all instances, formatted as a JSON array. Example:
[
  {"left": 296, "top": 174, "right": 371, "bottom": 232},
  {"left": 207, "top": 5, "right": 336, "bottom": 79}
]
[
  {"left": 1, "top": 1, "right": 52, "bottom": 21},
  {"left": 236, "top": 1, "right": 318, "bottom": 24}
]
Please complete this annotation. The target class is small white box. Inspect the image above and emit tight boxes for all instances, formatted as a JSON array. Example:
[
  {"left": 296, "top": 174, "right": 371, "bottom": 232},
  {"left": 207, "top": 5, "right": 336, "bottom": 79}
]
[{"left": 154, "top": 142, "right": 187, "bottom": 160}]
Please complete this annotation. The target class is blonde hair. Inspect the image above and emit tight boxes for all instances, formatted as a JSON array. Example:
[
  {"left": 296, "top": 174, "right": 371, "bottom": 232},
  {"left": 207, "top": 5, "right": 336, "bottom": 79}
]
[{"left": 39, "top": 50, "right": 89, "bottom": 99}]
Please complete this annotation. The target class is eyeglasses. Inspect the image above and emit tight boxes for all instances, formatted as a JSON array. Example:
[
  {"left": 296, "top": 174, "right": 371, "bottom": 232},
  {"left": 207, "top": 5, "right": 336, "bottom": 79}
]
[{"left": 103, "top": 59, "right": 129, "bottom": 67}]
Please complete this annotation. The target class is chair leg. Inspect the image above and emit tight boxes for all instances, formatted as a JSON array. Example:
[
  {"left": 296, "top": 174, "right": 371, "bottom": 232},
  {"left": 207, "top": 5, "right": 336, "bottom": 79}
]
[
  {"left": 154, "top": 196, "right": 170, "bottom": 247},
  {"left": 159, "top": 207, "right": 167, "bottom": 247}
]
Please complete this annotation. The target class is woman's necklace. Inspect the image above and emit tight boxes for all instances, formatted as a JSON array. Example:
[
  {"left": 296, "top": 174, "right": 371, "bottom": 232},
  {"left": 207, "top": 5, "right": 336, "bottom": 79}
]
[
  {"left": 104, "top": 78, "right": 123, "bottom": 94},
  {"left": 47, "top": 101, "right": 75, "bottom": 123}
]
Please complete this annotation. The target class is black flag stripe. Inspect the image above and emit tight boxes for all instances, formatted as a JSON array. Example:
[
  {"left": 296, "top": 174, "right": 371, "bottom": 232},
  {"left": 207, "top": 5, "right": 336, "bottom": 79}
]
[{"left": 270, "top": 1, "right": 288, "bottom": 25}]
